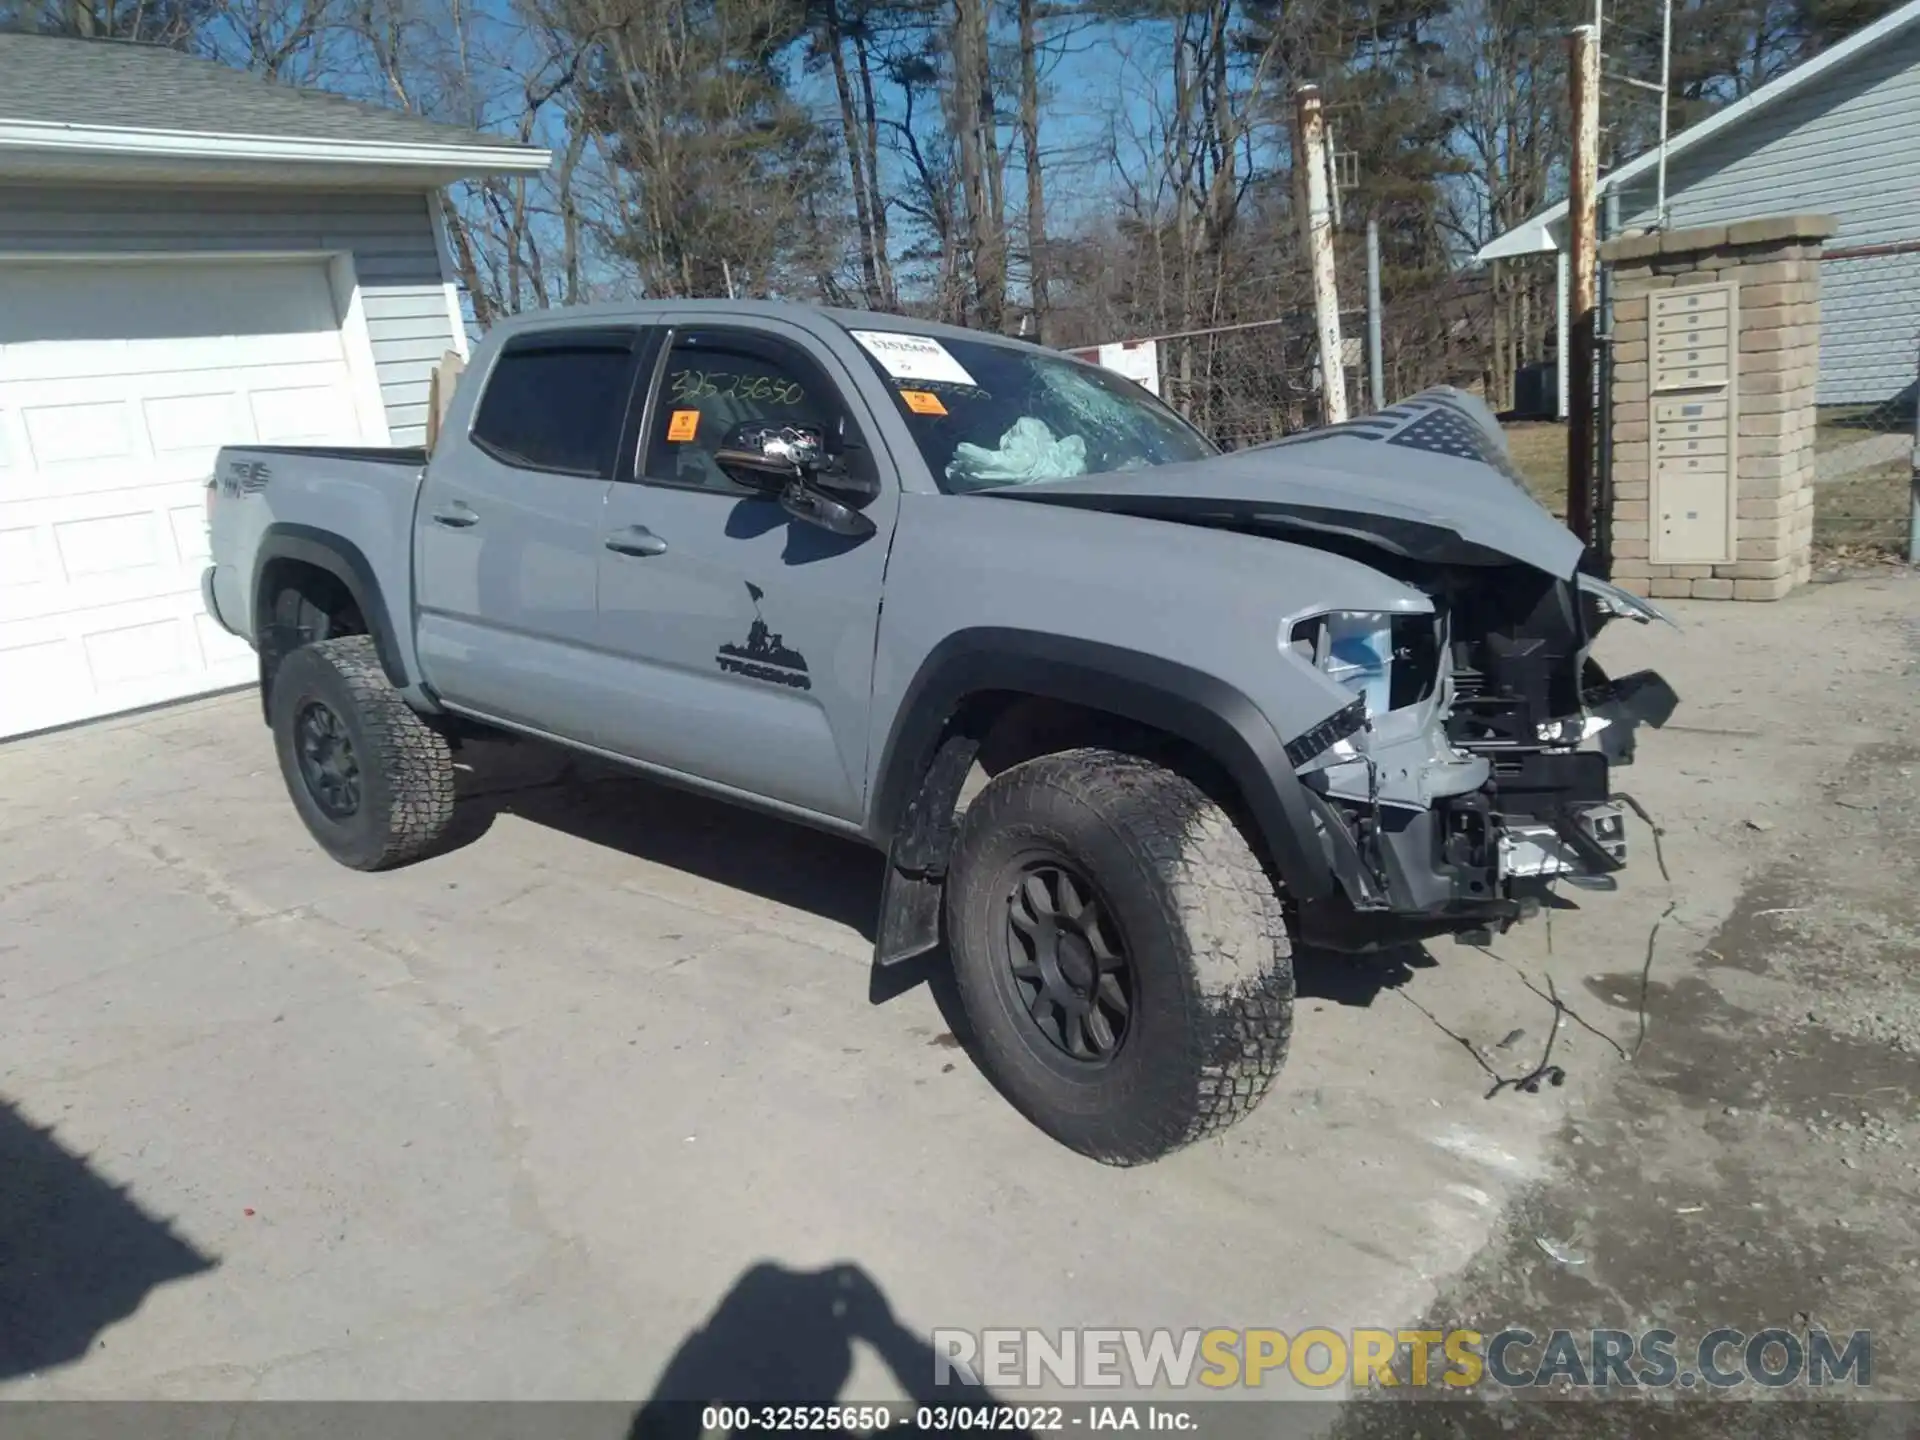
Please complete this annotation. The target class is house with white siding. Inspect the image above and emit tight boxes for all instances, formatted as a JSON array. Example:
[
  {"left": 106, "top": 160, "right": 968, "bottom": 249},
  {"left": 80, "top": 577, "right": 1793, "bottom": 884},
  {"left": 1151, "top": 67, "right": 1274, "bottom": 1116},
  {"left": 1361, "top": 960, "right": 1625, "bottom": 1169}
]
[
  {"left": 1477, "top": 0, "right": 1920, "bottom": 416},
  {"left": 0, "top": 33, "right": 548, "bottom": 740}
]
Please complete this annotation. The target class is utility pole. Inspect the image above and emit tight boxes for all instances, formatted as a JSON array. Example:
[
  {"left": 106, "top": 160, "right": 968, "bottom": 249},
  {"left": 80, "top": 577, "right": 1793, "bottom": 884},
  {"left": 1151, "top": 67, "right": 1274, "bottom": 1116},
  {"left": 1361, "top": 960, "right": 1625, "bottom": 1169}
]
[
  {"left": 1295, "top": 85, "right": 1348, "bottom": 426},
  {"left": 1567, "top": 25, "right": 1601, "bottom": 548},
  {"left": 1655, "top": 0, "right": 1673, "bottom": 226},
  {"left": 1365, "top": 217, "right": 1386, "bottom": 412}
]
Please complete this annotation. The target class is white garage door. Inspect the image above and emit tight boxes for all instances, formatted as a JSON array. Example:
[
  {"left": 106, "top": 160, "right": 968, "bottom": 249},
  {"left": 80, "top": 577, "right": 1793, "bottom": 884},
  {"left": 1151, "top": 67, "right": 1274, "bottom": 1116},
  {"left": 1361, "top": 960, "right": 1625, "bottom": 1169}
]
[{"left": 0, "top": 258, "right": 377, "bottom": 740}]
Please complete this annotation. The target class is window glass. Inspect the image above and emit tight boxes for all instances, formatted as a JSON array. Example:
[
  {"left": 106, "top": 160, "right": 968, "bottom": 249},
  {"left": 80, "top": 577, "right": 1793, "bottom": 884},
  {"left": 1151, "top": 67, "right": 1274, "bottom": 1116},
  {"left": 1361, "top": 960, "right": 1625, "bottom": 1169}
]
[
  {"left": 470, "top": 330, "right": 639, "bottom": 478},
  {"left": 643, "top": 330, "right": 873, "bottom": 494},
  {"left": 848, "top": 329, "right": 1216, "bottom": 492}
]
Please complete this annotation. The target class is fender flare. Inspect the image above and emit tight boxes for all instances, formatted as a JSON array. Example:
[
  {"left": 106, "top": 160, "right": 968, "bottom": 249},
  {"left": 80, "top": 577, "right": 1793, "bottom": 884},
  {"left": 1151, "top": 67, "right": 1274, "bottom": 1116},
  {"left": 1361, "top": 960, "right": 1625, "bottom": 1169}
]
[
  {"left": 866, "top": 628, "right": 1331, "bottom": 904},
  {"left": 251, "top": 523, "right": 410, "bottom": 689}
]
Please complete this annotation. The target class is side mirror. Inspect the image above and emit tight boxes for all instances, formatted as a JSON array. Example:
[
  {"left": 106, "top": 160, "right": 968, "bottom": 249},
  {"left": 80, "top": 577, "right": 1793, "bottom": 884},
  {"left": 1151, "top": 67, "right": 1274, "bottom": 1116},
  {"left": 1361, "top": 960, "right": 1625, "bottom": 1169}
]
[
  {"left": 714, "top": 422, "right": 825, "bottom": 494},
  {"left": 779, "top": 481, "right": 876, "bottom": 538},
  {"left": 717, "top": 420, "right": 878, "bottom": 537}
]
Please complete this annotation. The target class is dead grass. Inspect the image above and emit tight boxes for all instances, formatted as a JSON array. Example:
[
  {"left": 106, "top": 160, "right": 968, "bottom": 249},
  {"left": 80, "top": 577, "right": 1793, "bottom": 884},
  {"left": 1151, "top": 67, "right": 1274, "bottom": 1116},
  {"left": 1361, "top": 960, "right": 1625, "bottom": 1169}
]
[
  {"left": 1504, "top": 417, "right": 1911, "bottom": 556},
  {"left": 1502, "top": 421, "right": 1569, "bottom": 518},
  {"left": 1812, "top": 408, "right": 1911, "bottom": 554},
  {"left": 1816, "top": 471, "right": 1911, "bottom": 553}
]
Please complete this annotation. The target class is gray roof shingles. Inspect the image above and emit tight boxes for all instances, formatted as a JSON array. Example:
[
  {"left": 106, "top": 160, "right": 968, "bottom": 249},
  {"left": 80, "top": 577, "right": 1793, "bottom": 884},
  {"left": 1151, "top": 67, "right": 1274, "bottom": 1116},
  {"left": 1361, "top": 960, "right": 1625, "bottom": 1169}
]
[{"left": 0, "top": 31, "right": 530, "bottom": 152}]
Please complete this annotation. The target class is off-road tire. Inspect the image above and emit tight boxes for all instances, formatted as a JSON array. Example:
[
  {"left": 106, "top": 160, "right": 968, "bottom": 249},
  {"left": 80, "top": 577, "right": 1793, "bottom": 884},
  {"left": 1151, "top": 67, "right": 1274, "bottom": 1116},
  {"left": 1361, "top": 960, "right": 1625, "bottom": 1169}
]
[
  {"left": 269, "top": 635, "right": 455, "bottom": 871},
  {"left": 945, "top": 747, "right": 1294, "bottom": 1164}
]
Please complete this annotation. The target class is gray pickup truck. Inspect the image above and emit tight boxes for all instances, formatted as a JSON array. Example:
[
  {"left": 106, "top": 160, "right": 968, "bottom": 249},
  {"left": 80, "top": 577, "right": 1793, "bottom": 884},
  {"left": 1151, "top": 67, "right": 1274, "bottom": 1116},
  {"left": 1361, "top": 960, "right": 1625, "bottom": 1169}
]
[{"left": 204, "top": 299, "right": 1678, "bottom": 1163}]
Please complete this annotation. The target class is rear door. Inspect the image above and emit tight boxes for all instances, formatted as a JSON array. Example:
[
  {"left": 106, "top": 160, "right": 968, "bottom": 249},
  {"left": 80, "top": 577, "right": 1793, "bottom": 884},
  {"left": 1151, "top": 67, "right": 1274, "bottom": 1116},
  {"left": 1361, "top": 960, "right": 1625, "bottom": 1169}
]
[
  {"left": 413, "top": 325, "right": 649, "bottom": 741},
  {"left": 594, "top": 319, "right": 897, "bottom": 822}
]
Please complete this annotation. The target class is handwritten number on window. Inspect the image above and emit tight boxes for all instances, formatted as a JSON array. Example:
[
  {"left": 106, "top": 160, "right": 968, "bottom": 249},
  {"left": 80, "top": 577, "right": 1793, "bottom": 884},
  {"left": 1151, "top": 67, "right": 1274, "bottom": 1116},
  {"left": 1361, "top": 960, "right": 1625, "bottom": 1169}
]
[{"left": 669, "top": 369, "right": 806, "bottom": 408}]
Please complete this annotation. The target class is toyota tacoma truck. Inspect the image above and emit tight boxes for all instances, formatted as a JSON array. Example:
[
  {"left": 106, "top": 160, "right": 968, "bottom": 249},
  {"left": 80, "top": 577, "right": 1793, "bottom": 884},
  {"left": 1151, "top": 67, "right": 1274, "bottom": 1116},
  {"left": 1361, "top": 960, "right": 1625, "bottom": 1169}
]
[{"left": 203, "top": 300, "right": 1679, "bottom": 1164}]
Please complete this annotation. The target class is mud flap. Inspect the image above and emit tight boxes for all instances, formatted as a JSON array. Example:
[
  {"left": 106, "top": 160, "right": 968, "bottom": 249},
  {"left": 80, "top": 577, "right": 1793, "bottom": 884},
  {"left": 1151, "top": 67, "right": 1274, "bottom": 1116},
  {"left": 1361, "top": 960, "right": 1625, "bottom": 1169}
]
[
  {"left": 872, "top": 731, "right": 980, "bottom": 968},
  {"left": 875, "top": 863, "right": 944, "bottom": 966}
]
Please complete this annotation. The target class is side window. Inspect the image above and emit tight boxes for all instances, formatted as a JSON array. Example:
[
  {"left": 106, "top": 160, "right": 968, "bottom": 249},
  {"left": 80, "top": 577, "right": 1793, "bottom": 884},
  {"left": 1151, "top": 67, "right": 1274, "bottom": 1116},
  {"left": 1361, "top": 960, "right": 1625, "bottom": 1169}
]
[
  {"left": 470, "top": 328, "right": 641, "bottom": 479},
  {"left": 642, "top": 329, "right": 875, "bottom": 495}
]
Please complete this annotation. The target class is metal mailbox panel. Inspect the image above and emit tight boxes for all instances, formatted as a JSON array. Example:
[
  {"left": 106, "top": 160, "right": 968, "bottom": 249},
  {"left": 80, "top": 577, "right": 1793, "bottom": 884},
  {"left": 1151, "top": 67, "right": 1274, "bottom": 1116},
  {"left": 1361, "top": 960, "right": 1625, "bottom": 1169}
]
[
  {"left": 1656, "top": 470, "right": 1733, "bottom": 563},
  {"left": 1654, "top": 396, "right": 1729, "bottom": 424},
  {"left": 1656, "top": 288, "right": 1730, "bottom": 317},
  {"left": 1647, "top": 283, "right": 1739, "bottom": 565}
]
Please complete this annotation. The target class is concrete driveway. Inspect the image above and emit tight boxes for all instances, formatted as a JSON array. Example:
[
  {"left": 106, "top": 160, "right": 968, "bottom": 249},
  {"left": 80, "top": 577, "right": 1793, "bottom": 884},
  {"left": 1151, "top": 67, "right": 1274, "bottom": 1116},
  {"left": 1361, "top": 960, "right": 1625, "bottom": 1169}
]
[{"left": 0, "top": 579, "right": 1906, "bottom": 1402}]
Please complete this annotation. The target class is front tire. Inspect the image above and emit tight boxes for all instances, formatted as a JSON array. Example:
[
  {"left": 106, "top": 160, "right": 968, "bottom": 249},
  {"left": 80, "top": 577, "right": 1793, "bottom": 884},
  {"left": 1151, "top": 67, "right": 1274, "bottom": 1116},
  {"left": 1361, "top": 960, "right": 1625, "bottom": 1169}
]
[
  {"left": 944, "top": 748, "right": 1294, "bottom": 1164},
  {"left": 269, "top": 635, "right": 455, "bottom": 871}
]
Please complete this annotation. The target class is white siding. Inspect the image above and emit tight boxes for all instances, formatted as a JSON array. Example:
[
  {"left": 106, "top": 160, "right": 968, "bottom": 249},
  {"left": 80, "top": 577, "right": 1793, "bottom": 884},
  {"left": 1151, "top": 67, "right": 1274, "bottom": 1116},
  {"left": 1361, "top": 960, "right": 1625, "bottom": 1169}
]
[
  {"left": 1615, "top": 24, "right": 1920, "bottom": 407},
  {"left": 0, "top": 185, "right": 458, "bottom": 443}
]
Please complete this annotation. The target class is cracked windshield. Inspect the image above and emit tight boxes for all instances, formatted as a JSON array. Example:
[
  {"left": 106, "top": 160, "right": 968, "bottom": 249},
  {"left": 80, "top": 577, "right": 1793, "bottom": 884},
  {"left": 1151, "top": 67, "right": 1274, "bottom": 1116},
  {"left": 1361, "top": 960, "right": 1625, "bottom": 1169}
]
[{"left": 850, "top": 329, "right": 1217, "bottom": 491}]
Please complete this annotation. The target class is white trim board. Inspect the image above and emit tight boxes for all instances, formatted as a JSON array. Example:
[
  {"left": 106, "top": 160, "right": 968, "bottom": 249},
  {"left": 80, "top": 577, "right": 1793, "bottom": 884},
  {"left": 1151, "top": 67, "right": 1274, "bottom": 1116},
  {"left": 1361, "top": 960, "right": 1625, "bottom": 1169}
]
[
  {"left": 327, "top": 251, "right": 396, "bottom": 445},
  {"left": 426, "top": 192, "right": 471, "bottom": 360},
  {"left": 0, "top": 118, "right": 550, "bottom": 175}
]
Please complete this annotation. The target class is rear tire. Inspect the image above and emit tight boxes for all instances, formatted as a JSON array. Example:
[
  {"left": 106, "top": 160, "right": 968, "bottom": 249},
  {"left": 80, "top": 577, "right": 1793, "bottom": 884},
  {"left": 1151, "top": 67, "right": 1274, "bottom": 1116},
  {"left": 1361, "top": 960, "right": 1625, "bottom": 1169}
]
[
  {"left": 944, "top": 747, "right": 1294, "bottom": 1164},
  {"left": 269, "top": 635, "right": 455, "bottom": 871}
]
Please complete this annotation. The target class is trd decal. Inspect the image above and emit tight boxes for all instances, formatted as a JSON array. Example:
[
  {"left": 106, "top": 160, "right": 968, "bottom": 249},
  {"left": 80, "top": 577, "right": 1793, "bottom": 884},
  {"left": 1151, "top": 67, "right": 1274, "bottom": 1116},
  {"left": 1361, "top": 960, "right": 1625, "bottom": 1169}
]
[
  {"left": 218, "top": 459, "right": 272, "bottom": 497},
  {"left": 717, "top": 582, "right": 812, "bottom": 691}
]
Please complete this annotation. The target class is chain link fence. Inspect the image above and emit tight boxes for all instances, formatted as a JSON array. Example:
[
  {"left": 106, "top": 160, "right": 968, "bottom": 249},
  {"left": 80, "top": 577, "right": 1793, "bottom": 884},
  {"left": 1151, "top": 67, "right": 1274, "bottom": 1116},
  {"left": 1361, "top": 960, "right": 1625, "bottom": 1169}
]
[
  {"left": 1070, "top": 316, "right": 1345, "bottom": 449},
  {"left": 1076, "top": 284, "right": 1489, "bottom": 451},
  {"left": 1815, "top": 245, "right": 1919, "bottom": 558}
]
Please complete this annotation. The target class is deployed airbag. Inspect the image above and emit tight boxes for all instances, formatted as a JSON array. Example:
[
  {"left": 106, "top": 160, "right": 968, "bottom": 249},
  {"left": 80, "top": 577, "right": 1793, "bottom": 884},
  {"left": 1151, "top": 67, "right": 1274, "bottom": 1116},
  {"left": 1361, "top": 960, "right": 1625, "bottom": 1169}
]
[{"left": 946, "top": 418, "right": 1089, "bottom": 490}]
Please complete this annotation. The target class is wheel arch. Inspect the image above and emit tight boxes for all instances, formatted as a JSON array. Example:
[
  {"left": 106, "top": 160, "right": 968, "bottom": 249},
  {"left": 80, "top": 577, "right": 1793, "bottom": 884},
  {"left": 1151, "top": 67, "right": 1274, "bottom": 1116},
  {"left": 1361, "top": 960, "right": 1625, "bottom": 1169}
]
[
  {"left": 867, "top": 629, "right": 1331, "bottom": 906},
  {"left": 252, "top": 524, "right": 410, "bottom": 693}
]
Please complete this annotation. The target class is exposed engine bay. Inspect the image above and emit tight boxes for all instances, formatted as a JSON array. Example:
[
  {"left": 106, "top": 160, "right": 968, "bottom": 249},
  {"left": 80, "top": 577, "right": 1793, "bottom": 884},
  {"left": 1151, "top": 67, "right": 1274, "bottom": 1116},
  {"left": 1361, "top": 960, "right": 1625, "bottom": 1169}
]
[
  {"left": 1280, "top": 554, "right": 1680, "bottom": 951},
  {"left": 997, "top": 387, "right": 1682, "bottom": 952}
]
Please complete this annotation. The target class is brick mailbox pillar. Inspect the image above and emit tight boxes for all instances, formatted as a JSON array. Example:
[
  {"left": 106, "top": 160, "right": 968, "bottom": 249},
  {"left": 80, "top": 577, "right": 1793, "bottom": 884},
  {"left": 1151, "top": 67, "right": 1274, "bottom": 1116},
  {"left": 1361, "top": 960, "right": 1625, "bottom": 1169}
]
[{"left": 1599, "top": 214, "right": 1834, "bottom": 600}]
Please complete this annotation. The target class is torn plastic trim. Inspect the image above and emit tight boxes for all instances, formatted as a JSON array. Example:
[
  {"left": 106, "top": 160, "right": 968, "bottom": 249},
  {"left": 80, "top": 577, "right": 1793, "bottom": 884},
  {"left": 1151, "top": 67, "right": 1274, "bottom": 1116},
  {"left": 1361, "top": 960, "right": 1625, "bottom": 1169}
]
[
  {"left": 1579, "top": 572, "right": 1679, "bottom": 629},
  {"left": 1284, "top": 695, "right": 1368, "bottom": 768},
  {"left": 1584, "top": 668, "right": 1680, "bottom": 767}
]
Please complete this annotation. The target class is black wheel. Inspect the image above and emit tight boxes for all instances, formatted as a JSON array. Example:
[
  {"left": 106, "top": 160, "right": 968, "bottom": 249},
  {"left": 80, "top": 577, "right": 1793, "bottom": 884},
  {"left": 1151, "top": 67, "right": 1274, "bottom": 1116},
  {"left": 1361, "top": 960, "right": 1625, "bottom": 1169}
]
[
  {"left": 945, "top": 748, "right": 1294, "bottom": 1164},
  {"left": 269, "top": 635, "right": 455, "bottom": 871}
]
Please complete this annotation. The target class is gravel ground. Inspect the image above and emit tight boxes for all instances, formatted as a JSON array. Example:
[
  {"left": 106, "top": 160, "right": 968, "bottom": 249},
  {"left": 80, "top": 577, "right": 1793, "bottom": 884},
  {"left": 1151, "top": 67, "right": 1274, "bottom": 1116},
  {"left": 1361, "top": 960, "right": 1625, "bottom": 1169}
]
[
  {"left": 2, "top": 568, "right": 1914, "bottom": 1421},
  {"left": 1337, "top": 570, "right": 1920, "bottom": 1433}
]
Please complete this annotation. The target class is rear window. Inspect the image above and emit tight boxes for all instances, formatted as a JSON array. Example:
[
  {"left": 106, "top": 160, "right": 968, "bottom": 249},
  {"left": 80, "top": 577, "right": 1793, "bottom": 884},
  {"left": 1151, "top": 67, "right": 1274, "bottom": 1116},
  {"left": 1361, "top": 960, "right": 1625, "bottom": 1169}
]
[{"left": 470, "top": 329, "right": 641, "bottom": 478}]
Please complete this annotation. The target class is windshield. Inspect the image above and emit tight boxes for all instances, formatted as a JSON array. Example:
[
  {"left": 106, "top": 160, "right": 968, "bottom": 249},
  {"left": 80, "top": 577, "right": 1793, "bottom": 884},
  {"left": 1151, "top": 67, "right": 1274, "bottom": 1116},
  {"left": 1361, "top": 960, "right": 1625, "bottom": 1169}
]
[{"left": 846, "top": 328, "right": 1217, "bottom": 492}]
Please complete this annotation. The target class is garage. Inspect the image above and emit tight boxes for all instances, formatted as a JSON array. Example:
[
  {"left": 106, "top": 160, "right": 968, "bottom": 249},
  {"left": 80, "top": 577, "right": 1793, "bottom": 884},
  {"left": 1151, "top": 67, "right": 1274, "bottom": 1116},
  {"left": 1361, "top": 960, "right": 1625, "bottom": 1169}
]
[
  {"left": 0, "top": 258, "right": 385, "bottom": 738},
  {"left": 0, "top": 29, "right": 548, "bottom": 741}
]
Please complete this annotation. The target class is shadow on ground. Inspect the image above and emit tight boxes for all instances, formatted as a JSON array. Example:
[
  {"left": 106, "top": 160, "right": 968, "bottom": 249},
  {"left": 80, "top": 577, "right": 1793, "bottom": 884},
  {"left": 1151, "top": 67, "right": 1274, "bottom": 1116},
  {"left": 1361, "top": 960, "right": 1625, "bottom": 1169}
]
[
  {"left": 0, "top": 1097, "right": 216, "bottom": 1380},
  {"left": 1294, "top": 944, "right": 1435, "bottom": 1005},
  {"left": 441, "top": 737, "right": 1436, "bottom": 1020},
  {"left": 443, "top": 741, "right": 886, "bottom": 940},
  {"left": 631, "top": 1261, "right": 1011, "bottom": 1439}
]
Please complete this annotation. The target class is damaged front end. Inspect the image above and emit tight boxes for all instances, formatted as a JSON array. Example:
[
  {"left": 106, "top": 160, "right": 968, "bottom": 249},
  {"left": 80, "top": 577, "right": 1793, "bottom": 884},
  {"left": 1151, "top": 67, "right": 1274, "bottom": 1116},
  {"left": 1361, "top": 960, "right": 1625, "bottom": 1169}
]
[
  {"left": 995, "top": 385, "right": 1682, "bottom": 952},
  {"left": 1284, "top": 566, "right": 1678, "bottom": 953}
]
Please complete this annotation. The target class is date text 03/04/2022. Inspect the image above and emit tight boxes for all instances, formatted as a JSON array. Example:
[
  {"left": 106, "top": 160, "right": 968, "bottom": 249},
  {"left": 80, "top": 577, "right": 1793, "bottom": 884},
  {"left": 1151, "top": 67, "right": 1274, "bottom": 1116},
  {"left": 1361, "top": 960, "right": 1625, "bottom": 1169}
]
[{"left": 696, "top": 1405, "right": 1190, "bottom": 1432}]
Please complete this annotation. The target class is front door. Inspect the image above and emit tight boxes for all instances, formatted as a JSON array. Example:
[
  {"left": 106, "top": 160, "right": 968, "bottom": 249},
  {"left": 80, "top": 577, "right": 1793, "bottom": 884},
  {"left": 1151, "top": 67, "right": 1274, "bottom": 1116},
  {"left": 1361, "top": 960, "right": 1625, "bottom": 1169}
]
[
  {"left": 414, "top": 325, "right": 645, "bottom": 743},
  {"left": 596, "top": 321, "right": 896, "bottom": 823}
]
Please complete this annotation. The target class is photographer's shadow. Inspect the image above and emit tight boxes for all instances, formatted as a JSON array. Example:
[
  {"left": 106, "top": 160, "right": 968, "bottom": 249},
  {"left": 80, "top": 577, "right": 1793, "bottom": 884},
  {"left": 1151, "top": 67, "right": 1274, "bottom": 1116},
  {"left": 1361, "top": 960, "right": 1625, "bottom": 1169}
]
[{"left": 631, "top": 1262, "right": 1014, "bottom": 1440}]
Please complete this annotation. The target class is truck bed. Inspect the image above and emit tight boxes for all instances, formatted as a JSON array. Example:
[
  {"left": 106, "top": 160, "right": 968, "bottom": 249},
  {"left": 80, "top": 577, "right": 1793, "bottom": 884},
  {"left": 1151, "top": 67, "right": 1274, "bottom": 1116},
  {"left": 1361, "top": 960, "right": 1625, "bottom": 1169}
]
[{"left": 206, "top": 443, "right": 430, "bottom": 656}]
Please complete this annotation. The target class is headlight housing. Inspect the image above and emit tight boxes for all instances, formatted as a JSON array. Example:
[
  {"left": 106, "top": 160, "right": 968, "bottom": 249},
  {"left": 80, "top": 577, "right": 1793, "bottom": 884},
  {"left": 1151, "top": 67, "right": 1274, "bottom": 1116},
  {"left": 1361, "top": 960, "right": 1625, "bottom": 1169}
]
[{"left": 1288, "top": 610, "right": 1441, "bottom": 718}]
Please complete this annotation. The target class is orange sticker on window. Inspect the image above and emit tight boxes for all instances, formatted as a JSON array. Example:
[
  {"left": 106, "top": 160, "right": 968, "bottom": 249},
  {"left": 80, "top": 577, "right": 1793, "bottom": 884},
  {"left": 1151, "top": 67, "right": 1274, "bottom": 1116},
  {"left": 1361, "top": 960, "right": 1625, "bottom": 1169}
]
[
  {"left": 900, "top": 390, "right": 948, "bottom": 416},
  {"left": 666, "top": 409, "right": 700, "bottom": 442}
]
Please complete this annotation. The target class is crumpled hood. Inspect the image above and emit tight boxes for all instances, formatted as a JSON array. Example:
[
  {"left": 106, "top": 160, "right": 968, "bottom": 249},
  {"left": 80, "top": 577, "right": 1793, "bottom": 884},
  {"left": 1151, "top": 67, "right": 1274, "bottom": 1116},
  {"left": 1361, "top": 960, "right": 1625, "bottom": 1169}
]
[{"left": 985, "top": 387, "right": 1586, "bottom": 578}]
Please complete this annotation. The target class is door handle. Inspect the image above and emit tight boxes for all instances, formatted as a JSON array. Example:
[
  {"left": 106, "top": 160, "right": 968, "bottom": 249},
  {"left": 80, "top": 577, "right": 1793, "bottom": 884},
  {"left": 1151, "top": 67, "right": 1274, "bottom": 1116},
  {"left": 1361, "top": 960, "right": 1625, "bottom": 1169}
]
[
  {"left": 605, "top": 525, "right": 668, "bottom": 557},
  {"left": 431, "top": 503, "right": 478, "bottom": 529}
]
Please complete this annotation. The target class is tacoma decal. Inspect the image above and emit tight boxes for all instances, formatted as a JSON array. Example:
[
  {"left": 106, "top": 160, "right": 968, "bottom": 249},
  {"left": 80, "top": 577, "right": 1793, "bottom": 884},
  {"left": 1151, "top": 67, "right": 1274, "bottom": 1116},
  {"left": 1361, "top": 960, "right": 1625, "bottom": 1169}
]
[{"left": 717, "top": 582, "right": 812, "bottom": 691}]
